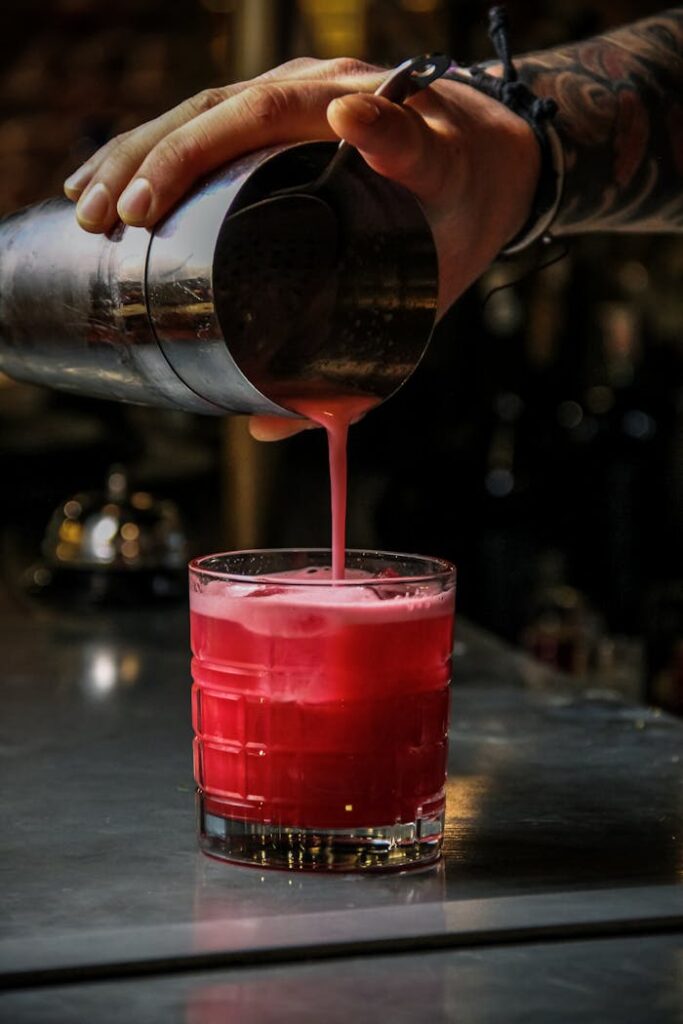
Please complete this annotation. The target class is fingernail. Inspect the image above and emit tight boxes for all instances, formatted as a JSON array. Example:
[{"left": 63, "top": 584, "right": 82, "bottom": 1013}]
[
  {"left": 118, "top": 178, "right": 152, "bottom": 223},
  {"left": 76, "top": 183, "right": 111, "bottom": 226},
  {"left": 334, "top": 94, "right": 382, "bottom": 125},
  {"left": 64, "top": 166, "right": 90, "bottom": 196}
]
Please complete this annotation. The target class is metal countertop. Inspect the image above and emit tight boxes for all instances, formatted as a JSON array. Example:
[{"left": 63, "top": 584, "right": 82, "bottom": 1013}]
[{"left": 1, "top": 595, "right": 681, "bottom": 1020}]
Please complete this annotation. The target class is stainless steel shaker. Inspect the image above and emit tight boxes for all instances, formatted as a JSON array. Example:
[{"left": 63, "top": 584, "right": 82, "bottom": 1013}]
[{"left": 0, "top": 140, "right": 438, "bottom": 418}]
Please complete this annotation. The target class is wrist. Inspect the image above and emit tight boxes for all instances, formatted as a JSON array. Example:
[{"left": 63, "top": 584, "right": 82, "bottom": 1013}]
[
  {"left": 473, "top": 57, "right": 544, "bottom": 239},
  {"left": 444, "top": 46, "right": 563, "bottom": 256},
  {"left": 494, "top": 106, "right": 543, "bottom": 251},
  {"left": 500, "top": 121, "right": 563, "bottom": 254},
  {"left": 442, "top": 76, "right": 543, "bottom": 256},
  {"left": 425, "top": 77, "right": 542, "bottom": 312}
]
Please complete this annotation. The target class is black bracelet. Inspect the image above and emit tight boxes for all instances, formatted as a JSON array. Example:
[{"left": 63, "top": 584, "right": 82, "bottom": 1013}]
[{"left": 443, "top": 6, "right": 564, "bottom": 256}]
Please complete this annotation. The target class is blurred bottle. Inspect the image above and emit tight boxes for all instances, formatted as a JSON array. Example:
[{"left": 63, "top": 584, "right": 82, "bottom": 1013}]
[
  {"left": 643, "top": 583, "right": 683, "bottom": 715},
  {"left": 521, "top": 549, "right": 602, "bottom": 676}
]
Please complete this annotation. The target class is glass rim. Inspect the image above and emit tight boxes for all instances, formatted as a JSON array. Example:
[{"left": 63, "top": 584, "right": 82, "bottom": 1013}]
[{"left": 188, "top": 548, "right": 456, "bottom": 587}]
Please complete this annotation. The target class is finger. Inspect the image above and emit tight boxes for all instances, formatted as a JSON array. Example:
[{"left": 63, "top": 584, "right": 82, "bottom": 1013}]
[
  {"left": 261, "top": 56, "right": 380, "bottom": 84},
  {"left": 66, "top": 73, "right": 326, "bottom": 206},
  {"left": 70, "top": 87, "right": 247, "bottom": 232},
  {"left": 248, "top": 416, "right": 317, "bottom": 442},
  {"left": 71, "top": 63, "right": 386, "bottom": 232},
  {"left": 326, "top": 92, "right": 446, "bottom": 202},
  {"left": 65, "top": 60, "right": 380, "bottom": 204},
  {"left": 64, "top": 132, "right": 133, "bottom": 200},
  {"left": 66, "top": 88, "right": 248, "bottom": 202},
  {"left": 115, "top": 80, "right": 353, "bottom": 229}
]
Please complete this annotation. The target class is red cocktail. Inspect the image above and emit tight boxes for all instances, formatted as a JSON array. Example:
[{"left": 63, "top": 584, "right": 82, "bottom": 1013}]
[{"left": 190, "top": 549, "right": 455, "bottom": 871}]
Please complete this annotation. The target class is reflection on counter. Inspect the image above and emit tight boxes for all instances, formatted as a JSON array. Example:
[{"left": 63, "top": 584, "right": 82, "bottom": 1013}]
[
  {"left": 191, "top": 850, "right": 447, "bottom": 930},
  {"left": 442, "top": 775, "right": 489, "bottom": 864},
  {"left": 80, "top": 643, "right": 142, "bottom": 700},
  {"left": 182, "top": 958, "right": 446, "bottom": 1024}
]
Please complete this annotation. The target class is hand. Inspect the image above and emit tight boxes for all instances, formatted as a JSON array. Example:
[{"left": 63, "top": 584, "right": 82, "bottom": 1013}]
[{"left": 64, "top": 57, "right": 540, "bottom": 440}]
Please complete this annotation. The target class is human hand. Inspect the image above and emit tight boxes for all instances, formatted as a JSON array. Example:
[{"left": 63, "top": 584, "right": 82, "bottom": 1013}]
[{"left": 64, "top": 57, "right": 539, "bottom": 440}]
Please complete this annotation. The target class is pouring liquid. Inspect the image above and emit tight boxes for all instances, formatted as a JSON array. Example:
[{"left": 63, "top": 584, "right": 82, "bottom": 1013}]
[
  {"left": 289, "top": 396, "right": 378, "bottom": 579},
  {"left": 189, "top": 395, "right": 453, "bottom": 848}
]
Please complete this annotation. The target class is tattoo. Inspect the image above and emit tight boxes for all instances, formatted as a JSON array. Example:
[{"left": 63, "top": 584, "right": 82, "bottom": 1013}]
[{"left": 516, "top": 8, "right": 683, "bottom": 233}]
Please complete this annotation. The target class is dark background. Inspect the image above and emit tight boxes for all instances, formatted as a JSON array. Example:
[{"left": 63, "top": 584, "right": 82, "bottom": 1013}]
[{"left": 0, "top": 0, "right": 680, "bottom": 704}]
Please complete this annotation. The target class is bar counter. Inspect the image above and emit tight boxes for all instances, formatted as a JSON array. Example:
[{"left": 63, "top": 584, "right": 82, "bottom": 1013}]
[{"left": 1, "top": 590, "right": 681, "bottom": 1021}]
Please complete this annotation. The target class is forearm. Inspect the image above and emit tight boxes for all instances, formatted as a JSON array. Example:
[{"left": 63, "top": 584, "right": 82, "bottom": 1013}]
[{"left": 515, "top": 8, "right": 683, "bottom": 234}]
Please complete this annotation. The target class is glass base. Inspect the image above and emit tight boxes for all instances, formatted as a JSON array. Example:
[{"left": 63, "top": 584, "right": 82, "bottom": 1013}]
[{"left": 197, "top": 795, "right": 444, "bottom": 872}]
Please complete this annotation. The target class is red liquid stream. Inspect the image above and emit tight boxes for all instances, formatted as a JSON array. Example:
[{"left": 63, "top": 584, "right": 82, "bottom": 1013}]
[{"left": 290, "top": 396, "right": 377, "bottom": 578}]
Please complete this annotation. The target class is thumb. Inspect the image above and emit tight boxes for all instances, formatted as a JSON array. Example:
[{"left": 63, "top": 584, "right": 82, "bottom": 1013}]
[{"left": 327, "top": 93, "right": 441, "bottom": 200}]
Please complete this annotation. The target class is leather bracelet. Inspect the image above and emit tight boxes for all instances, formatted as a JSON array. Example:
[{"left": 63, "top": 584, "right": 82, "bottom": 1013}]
[
  {"left": 443, "top": 6, "right": 564, "bottom": 256},
  {"left": 500, "top": 120, "right": 565, "bottom": 255}
]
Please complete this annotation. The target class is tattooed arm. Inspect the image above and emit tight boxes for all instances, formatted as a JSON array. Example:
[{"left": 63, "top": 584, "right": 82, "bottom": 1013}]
[{"left": 515, "top": 8, "right": 683, "bottom": 233}]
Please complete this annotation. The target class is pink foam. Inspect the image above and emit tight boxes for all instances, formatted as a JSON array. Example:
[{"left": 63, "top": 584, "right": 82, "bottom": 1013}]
[{"left": 190, "top": 566, "right": 453, "bottom": 634}]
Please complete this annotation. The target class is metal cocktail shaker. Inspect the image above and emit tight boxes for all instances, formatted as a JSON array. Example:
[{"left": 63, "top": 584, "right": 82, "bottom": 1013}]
[{"left": 0, "top": 141, "right": 438, "bottom": 418}]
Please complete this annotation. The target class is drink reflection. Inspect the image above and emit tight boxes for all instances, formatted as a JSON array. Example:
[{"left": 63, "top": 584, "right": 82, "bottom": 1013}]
[
  {"left": 192, "top": 849, "right": 446, "bottom": 931},
  {"left": 183, "top": 955, "right": 452, "bottom": 1024}
]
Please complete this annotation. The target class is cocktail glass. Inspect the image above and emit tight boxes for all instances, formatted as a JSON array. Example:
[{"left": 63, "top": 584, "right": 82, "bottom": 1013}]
[{"left": 189, "top": 549, "right": 456, "bottom": 871}]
